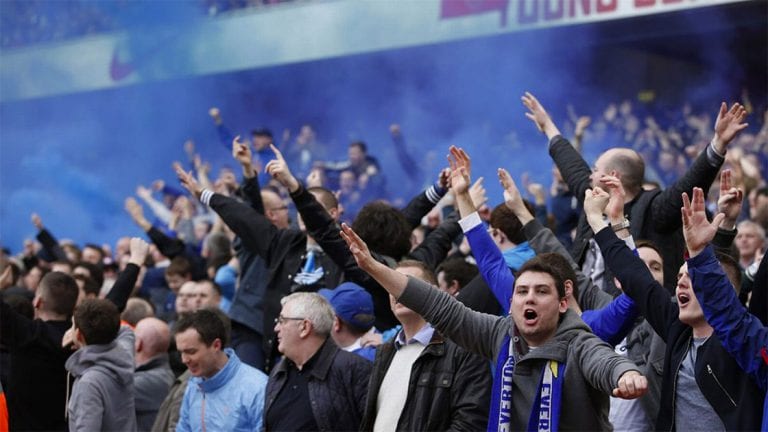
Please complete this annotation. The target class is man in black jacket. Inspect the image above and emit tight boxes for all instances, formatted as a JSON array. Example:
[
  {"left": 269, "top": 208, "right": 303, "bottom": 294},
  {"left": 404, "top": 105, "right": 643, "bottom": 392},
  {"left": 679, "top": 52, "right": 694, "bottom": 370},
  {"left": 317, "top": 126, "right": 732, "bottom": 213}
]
[
  {"left": 522, "top": 93, "right": 748, "bottom": 293},
  {"left": 265, "top": 292, "right": 371, "bottom": 431},
  {"left": 587, "top": 186, "right": 764, "bottom": 431},
  {"left": 360, "top": 260, "right": 490, "bottom": 431}
]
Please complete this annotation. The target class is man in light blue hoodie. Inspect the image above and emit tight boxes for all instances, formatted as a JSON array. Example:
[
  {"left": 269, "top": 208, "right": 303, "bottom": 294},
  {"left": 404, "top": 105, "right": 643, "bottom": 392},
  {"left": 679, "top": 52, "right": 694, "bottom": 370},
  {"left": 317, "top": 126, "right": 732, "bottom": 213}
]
[
  {"left": 65, "top": 298, "right": 137, "bottom": 432},
  {"left": 175, "top": 308, "right": 268, "bottom": 432}
]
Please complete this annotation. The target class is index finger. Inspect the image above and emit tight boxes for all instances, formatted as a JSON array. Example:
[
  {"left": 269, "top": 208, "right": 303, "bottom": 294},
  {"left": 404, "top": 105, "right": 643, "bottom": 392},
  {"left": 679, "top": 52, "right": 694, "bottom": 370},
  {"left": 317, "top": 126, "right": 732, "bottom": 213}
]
[{"left": 270, "top": 143, "right": 285, "bottom": 161}]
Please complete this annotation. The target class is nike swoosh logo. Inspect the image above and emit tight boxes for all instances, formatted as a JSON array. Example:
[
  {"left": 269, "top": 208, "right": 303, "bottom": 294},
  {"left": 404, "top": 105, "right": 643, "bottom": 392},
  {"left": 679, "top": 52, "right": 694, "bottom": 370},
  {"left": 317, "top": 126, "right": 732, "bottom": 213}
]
[{"left": 110, "top": 49, "right": 135, "bottom": 81}]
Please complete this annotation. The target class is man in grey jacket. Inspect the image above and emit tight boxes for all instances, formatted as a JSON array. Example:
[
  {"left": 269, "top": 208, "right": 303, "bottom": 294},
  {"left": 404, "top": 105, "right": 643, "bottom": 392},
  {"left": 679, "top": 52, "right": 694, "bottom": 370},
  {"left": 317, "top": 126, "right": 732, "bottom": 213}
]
[
  {"left": 65, "top": 298, "right": 137, "bottom": 432},
  {"left": 341, "top": 223, "right": 648, "bottom": 431},
  {"left": 134, "top": 317, "right": 174, "bottom": 431}
]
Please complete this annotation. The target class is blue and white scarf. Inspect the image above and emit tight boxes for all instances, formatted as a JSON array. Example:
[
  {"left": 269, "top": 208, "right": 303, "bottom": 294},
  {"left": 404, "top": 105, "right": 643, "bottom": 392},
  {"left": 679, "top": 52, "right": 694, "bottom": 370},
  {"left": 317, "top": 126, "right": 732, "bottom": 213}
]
[{"left": 488, "top": 334, "right": 565, "bottom": 432}]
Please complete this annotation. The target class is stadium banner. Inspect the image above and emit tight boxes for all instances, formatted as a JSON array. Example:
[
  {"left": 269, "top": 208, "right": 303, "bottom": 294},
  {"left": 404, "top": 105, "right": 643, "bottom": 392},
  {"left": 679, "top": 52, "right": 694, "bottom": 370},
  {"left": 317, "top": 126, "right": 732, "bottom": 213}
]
[{"left": 0, "top": 0, "right": 747, "bottom": 102}]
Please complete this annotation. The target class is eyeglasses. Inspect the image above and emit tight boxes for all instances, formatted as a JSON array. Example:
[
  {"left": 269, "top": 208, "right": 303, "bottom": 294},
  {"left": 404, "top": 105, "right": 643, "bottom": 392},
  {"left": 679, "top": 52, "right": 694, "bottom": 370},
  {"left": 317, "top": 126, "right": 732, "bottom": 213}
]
[{"left": 275, "top": 315, "right": 305, "bottom": 325}]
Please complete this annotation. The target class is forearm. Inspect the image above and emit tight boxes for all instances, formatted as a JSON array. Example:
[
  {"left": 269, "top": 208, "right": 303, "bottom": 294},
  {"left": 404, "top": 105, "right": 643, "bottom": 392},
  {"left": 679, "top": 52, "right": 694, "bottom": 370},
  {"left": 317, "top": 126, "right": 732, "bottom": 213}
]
[
  {"left": 455, "top": 191, "right": 476, "bottom": 219},
  {"left": 582, "top": 294, "right": 639, "bottom": 346},
  {"left": 106, "top": 263, "right": 140, "bottom": 312},
  {"left": 140, "top": 194, "right": 174, "bottom": 224},
  {"left": 463, "top": 214, "right": 514, "bottom": 309}
]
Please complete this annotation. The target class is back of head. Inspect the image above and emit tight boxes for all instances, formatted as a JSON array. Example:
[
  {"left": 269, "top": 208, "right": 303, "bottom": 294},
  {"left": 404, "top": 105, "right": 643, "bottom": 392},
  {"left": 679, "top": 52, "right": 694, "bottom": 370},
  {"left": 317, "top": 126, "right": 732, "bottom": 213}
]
[
  {"left": 436, "top": 257, "right": 479, "bottom": 290},
  {"left": 352, "top": 201, "right": 412, "bottom": 260},
  {"left": 203, "top": 232, "right": 232, "bottom": 270},
  {"left": 174, "top": 307, "right": 230, "bottom": 347},
  {"left": 135, "top": 317, "right": 171, "bottom": 355},
  {"left": 715, "top": 251, "right": 742, "bottom": 293},
  {"left": 319, "top": 282, "right": 375, "bottom": 334},
  {"left": 307, "top": 186, "right": 339, "bottom": 212},
  {"left": 515, "top": 254, "right": 567, "bottom": 299},
  {"left": 490, "top": 202, "right": 531, "bottom": 245},
  {"left": 38, "top": 271, "right": 79, "bottom": 318},
  {"left": 121, "top": 297, "right": 155, "bottom": 327},
  {"left": 605, "top": 148, "right": 645, "bottom": 196},
  {"left": 74, "top": 299, "right": 120, "bottom": 345},
  {"left": 281, "top": 292, "right": 335, "bottom": 337}
]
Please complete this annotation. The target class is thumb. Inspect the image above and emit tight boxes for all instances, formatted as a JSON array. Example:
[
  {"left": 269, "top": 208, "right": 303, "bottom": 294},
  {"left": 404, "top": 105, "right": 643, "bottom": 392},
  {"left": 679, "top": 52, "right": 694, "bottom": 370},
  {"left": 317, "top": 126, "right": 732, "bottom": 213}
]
[{"left": 711, "top": 212, "right": 726, "bottom": 228}]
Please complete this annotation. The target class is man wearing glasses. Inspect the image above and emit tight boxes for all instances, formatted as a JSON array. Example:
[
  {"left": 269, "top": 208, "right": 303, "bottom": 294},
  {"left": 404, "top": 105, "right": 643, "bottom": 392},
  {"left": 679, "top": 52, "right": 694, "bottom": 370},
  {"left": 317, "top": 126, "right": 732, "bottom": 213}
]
[{"left": 264, "top": 292, "right": 371, "bottom": 431}]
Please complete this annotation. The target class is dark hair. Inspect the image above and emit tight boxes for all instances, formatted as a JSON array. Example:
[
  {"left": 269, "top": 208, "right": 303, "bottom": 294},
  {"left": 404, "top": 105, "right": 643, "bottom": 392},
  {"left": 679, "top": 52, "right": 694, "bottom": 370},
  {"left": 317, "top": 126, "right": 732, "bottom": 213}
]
[
  {"left": 174, "top": 308, "right": 230, "bottom": 347},
  {"left": 83, "top": 244, "right": 105, "bottom": 262},
  {"left": 165, "top": 257, "right": 192, "bottom": 278},
  {"left": 251, "top": 127, "right": 273, "bottom": 139},
  {"left": 538, "top": 253, "right": 578, "bottom": 302},
  {"left": 490, "top": 202, "right": 531, "bottom": 245},
  {"left": 307, "top": 186, "right": 339, "bottom": 211},
  {"left": 397, "top": 259, "right": 438, "bottom": 285},
  {"left": 75, "top": 262, "right": 104, "bottom": 288},
  {"left": 74, "top": 299, "right": 120, "bottom": 345},
  {"left": 352, "top": 201, "right": 412, "bottom": 261},
  {"left": 635, "top": 239, "right": 663, "bottom": 261},
  {"left": 73, "top": 274, "right": 101, "bottom": 297},
  {"left": 349, "top": 141, "right": 367, "bottom": 153},
  {"left": 5, "top": 294, "right": 34, "bottom": 319},
  {"left": 605, "top": 150, "right": 645, "bottom": 196},
  {"left": 756, "top": 186, "right": 768, "bottom": 198},
  {"left": 715, "top": 251, "right": 742, "bottom": 293},
  {"left": 5, "top": 260, "right": 21, "bottom": 286},
  {"left": 515, "top": 254, "right": 567, "bottom": 299},
  {"left": 38, "top": 272, "right": 79, "bottom": 316},
  {"left": 204, "top": 233, "right": 232, "bottom": 272},
  {"left": 436, "top": 257, "right": 479, "bottom": 290}
]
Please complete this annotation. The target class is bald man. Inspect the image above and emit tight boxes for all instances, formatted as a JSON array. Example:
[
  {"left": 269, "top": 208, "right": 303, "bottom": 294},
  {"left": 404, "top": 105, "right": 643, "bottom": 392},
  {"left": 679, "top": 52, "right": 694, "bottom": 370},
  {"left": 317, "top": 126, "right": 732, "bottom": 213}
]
[
  {"left": 134, "top": 317, "right": 175, "bottom": 431},
  {"left": 522, "top": 94, "right": 748, "bottom": 293}
]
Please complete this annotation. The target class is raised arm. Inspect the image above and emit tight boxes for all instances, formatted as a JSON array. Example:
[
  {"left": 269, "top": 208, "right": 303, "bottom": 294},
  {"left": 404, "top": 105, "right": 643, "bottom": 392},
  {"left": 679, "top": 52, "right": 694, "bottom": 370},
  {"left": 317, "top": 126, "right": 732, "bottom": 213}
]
[
  {"left": 105, "top": 237, "right": 148, "bottom": 312},
  {"left": 31, "top": 213, "right": 69, "bottom": 263},
  {"left": 650, "top": 103, "right": 747, "bottom": 232},
  {"left": 401, "top": 168, "right": 450, "bottom": 229},
  {"left": 683, "top": 186, "right": 768, "bottom": 388},
  {"left": 340, "top": 222, "right": 508, "bottom": 360},
  {"left": 389, "top": 123, "right": 421, "bottom": 184},
  {"left": 176, "top": 165, "right": 286, "bottom": 264}
]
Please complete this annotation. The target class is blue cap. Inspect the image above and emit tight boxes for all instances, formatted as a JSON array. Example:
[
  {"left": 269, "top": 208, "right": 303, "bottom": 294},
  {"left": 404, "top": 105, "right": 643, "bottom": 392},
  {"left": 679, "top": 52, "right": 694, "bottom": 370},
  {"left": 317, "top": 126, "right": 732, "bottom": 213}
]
[{"left": 318, "top": 282, "right": 375, "bottom": 331}]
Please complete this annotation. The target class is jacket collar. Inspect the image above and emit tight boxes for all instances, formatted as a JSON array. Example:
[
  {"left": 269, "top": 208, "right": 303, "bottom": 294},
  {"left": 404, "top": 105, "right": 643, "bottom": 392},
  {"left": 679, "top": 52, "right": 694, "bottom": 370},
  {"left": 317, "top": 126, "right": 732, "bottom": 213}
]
[
  {"left": 136, "top": 353, "right": 170, "bottom": 372},
  {"left": 190, "top": 348, "right": 240, "bottom": 393},
  {"left": 275, "top": 338, "right": 339, "bottom": 381}
]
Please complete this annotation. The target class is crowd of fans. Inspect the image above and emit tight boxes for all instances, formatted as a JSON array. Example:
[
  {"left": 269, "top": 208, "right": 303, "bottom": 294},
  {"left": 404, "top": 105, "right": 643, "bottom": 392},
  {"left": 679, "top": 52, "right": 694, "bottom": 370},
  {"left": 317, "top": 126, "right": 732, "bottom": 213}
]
[{"left": 1, "top": 91, "right": 767, "bottom": 432}]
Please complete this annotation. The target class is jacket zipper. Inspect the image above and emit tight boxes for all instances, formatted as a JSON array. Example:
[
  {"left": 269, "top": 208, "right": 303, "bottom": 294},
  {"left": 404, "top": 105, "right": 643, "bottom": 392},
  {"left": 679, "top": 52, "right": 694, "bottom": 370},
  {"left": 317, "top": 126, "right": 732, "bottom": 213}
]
[
  {"left": 707, "top": 364, "right": 737, "bottom": 407},
  {"left": 669, "top": 335, "right": 690, "bottom": 431},
  {"left": 201, "top": 391, "right": 206, "bottom": 432}
]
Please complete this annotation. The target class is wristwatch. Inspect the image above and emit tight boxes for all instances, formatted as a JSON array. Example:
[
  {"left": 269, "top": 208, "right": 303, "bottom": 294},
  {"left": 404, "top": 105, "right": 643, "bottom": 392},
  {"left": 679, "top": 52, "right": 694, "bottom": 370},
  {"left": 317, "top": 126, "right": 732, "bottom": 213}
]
[{"left": 611, "top": 219, "right": 630, "bottom": 232}]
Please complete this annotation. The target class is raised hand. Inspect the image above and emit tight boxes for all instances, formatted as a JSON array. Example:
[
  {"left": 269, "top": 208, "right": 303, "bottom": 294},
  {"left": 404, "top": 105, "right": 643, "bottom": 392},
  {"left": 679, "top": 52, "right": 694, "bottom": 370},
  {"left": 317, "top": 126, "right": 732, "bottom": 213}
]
[
  {"left": 712, "top": 102, "right": 748, "bottom": 153},
  {"left": 599, "top": 175, "right": 626, "bottom": 223},
  {"left": 583, "top": 187, "right": 610, "bottom": 222},
  {"left": 613, "top": 371, "right": 648, "bottom": 400},
  {"left": 389, "top": 123, "right": 401, "bottom": 136},
  {"left": 682, "top": 187, "right": 726, "bottom": 257},
  {"left": 340, "top": 223, "right": 376, "bottom": 273},
  {"left": 128, "top": 237, "right": 150, "bottom": 267},
  {"left": 717, "top": 169, "right": 743, "bottom": 230},
  {"left": 124, "top": 197, "right": 151, "bottom": 231},
  {"left": 232, "top": 136, "right": 253, "bottom": 166},
  {"left": 265, "top": 144, "right": 300, "bottom": 193},
  {"left": 31, "top": 213, "right": 43, "bottom": 230},
  {"left": 498, "top": 168, "right": 529, "bottom": 218},
  {"left": 135, "top": 185, "right": 153, "bottom": 201},
  {"left": 521, "top": 92, "right": 561, "bottom": 139},
  {"left": 209, "top": 107, "right": 222, "bottom": 125},
  {"left": 469, "top": 177, "right": 488, "bottom": 209},
  {"left": 575, "top": 116, "right": 591, "bottom": 137},
  {"left": 447, "top": 146, "right": 471, "bottom": 195},
  {"left": 437, "top": 168, "right": 450, "bottom": 190},
  {"left": 175, "top": 166, "right": 203, "bottom": 199},
  {"left": 306, "top": 168, "right": 324, "bottom": 188}
]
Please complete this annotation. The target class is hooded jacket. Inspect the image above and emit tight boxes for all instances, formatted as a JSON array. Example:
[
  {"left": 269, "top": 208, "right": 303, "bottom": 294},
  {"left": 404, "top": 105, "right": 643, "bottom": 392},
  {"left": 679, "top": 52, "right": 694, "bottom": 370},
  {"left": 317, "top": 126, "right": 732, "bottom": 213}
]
[
  {"left": 398, "top": 276, "right": 639, "bottom": 431},
  {"left": 65, "top": 326, "right": 137, "bottom": 432},
  {"left": 177, "top": 348, "right": 268, "bottom": 432}
]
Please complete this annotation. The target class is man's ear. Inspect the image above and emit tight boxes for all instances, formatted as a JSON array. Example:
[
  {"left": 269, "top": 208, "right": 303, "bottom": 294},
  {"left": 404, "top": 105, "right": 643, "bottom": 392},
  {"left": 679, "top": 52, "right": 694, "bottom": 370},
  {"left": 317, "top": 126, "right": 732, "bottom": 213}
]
[
  {"left": 558, "top": 297, "right": 568, "bottom": 314},
  {"left": 333, "top": 316, "right": 342, "bottom": 333},
  {"left": 447, "top": 280, "right": 461, "bottom": 297},
  {"left": 299, "top": 320, "right": 313, "bottom": 339},
  {"left": 328, "top": 207, "right": 340, "bottom": 221},
  {"left": 564, "top": 280, "right": 574, "bottom": 300},
  {"left": 212, "top": 338, "right": 222, "bottom": 351},
  {"left": 33, "top": 296, "right": 42, "bottom": 310}
]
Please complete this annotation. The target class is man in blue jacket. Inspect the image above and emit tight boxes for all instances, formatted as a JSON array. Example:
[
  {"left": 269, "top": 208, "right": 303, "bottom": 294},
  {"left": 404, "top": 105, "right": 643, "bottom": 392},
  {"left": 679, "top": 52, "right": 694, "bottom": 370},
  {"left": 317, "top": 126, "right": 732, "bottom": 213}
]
[
  {"left": 175, "top": 308, "right": 268, "bottom": 432},
  {"left": 683, "top": 185, "right": 767, "bottom": 430}
]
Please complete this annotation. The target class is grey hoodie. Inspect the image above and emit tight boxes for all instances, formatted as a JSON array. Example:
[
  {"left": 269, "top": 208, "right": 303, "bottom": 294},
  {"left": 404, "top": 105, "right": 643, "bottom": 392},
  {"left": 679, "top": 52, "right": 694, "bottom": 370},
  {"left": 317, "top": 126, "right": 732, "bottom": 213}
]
[
  {"left": 398, "top": 275, "right": 639, "bottom": 431},
  {"left": 66, "top": 326, "right": 137, "bottom": 432}
]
